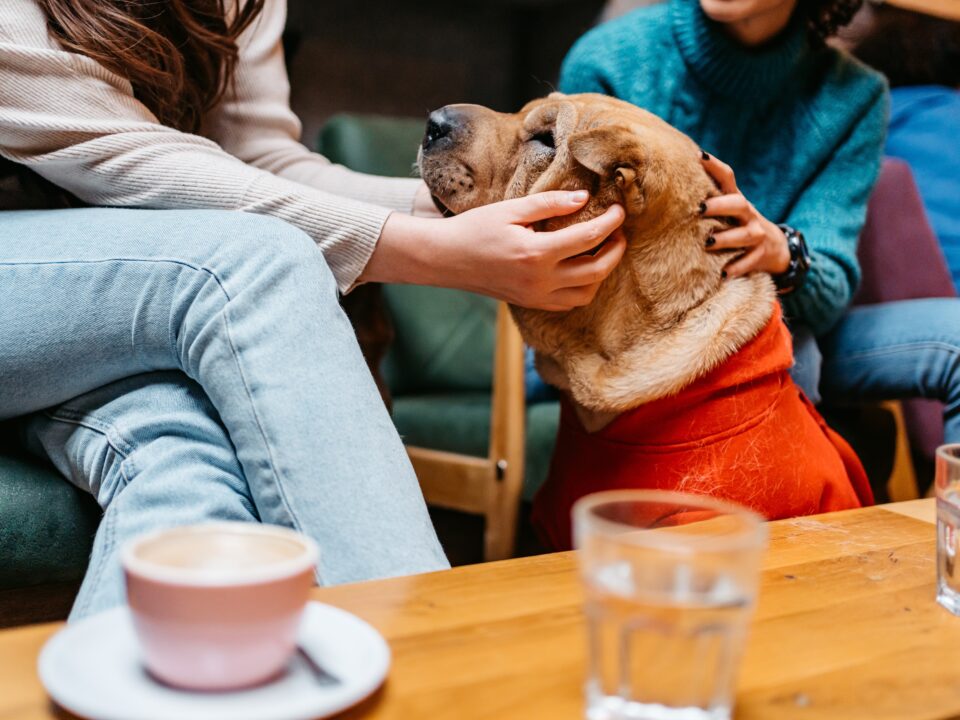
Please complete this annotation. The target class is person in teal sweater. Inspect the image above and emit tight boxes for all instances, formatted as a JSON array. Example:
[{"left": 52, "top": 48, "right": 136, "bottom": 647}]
[{"left": 537, "top": 0, "right": 960, "bottom": 445}]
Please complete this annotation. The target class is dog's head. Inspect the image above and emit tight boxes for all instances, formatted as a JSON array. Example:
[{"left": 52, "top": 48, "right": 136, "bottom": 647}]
[
  {"left": 418, "top": 93, "right": 764, "bottom": 414},
  {"left": 418, "top": 92, "right": 715, "bottom": 240}
]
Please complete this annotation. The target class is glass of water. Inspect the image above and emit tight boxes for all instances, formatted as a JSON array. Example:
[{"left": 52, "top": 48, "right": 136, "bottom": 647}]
[
  {"left": 936, "top": 444, "right": 960, "bottom": 615},
  {"left": 573, "top": 490, "right": 766, "bottom": 720}
]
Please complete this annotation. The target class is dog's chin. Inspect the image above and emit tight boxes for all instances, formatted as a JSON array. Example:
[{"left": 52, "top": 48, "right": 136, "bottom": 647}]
[{"left": 431, "top": 194, "right": 457, "bottom": 218}]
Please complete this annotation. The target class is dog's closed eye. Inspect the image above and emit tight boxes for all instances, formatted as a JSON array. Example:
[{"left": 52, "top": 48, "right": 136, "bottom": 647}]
[{"left": 529, "top": 131, "right": 555, "bottom": 150}]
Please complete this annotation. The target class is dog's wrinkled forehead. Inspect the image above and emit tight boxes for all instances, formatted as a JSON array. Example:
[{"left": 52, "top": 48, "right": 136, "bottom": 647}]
[
  {"left": 511, "top": 94, "right": 651, "bottom": 204},
  {"left": 520, "top": 93, "right": 650, "bottom": 138},
  {"left": 520, "top": 94, "right": 580, "bottom": 136}
]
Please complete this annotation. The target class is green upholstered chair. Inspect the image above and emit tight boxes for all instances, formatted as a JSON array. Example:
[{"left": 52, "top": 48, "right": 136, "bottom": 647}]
[
  {"left": 318, "top": 114, "right": 560, "bottom": 559},
  {"left": 0, "top": 433, "right": 100, "bottom": 626}
]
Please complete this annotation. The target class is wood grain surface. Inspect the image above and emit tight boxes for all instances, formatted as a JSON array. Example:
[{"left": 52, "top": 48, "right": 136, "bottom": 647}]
[{"left": 2, "top": 500, "right": 956, "bottom": 720}]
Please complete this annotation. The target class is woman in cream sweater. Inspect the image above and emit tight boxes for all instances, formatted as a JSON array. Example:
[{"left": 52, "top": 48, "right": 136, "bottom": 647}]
[{"left": 0, "top": 0, "right": 626, "bottom": 620}]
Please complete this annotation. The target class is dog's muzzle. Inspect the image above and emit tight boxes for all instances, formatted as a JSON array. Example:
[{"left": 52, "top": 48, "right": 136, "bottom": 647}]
[{"left": 422, "top": 106, "right": 473, "bottom": 216}]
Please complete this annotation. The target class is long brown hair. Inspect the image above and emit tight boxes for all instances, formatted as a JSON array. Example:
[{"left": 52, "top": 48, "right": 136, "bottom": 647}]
[
  {"left": 803, "top": 0, "right": 863, "bottom": 43},
  {"left": 36, "top": 0, "right": 266, "bottom": 134}
]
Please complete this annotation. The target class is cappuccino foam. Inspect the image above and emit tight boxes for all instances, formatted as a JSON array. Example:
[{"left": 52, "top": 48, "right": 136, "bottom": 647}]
[{"left": 135, "top": 528, "right": 306, "bottom": 572}]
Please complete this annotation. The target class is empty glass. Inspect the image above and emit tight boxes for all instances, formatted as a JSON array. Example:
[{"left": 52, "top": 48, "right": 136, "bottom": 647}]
[
  {"left": 936, "top": 444, "right": 960, "bottom": 615},
  {"left": 574, "top": 490, "right": 766, "bottom": 720}
]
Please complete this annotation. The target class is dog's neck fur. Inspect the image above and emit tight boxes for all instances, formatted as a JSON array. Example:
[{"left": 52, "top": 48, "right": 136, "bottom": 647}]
[{"left": 513, "top": 210, "right": 776, "bottom": 432}]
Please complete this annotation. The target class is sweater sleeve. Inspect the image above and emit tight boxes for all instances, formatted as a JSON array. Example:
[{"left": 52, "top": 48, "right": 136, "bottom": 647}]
[
  {"left": 780, "top": 88, "right": 889, "bottom": 336},
  {"left": 204, "top": 0, "right": 421, "bottom": 214},
  {"left": 0, "top": 0, "right": 390, "bottom": 291}
]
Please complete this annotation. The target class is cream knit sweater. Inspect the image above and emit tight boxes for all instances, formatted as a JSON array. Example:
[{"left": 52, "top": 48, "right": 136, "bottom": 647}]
[{"left": 0, "top": 0, "right": 422, "bottom": 291}]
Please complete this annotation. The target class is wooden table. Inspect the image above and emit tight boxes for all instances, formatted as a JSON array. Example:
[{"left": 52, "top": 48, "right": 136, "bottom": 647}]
[{"left": 3, "top": 499, "right": 959, "bottom": 720}]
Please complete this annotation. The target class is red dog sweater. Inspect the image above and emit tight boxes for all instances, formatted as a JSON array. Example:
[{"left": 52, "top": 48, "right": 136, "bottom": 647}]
[{"left": 531, "top": 304, "right": 873, "bottom": 550}]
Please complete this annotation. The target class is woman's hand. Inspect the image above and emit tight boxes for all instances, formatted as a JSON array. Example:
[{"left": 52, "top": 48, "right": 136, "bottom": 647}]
[
  {"left": 701, "top": 153, "right": 790, "bottom": 278},
  {"left": 365, "top": 190, "right": 627, "bottom": 311}
]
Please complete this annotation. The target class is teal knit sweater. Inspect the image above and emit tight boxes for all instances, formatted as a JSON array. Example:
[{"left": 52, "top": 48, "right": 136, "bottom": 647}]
[{"left": 559, "top": 0, "right": 889, "bottom": 335}]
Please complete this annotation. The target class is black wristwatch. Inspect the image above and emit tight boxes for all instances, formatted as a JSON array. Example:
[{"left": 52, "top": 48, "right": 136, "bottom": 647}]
[{"left": 773, "top": 224, "right": 811, "bottom": 295}]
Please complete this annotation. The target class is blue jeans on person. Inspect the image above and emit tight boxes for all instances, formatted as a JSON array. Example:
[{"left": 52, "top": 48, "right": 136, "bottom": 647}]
[
  {"left": 819, "top": 299, "right": 960, "bottom": 444},
  {"left": 524, "top": 299, "right": 960, "bottom": 444},
  {"left": 0, "top": 207, "right": 449, "bottom": 622}
]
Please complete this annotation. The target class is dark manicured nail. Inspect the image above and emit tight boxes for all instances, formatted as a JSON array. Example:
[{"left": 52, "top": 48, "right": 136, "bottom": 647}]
[
  {"left": 721, "top": 270, "right": 728, "bottom": 279},
  {"left": 701, "top": 151, "right": 710, "bottom": 161},
  {"left": 705, "top": 236, "right": 716, "bottom": 247},
  {"left": 699, "top": 202, "right": 707, "bottom": 215}
]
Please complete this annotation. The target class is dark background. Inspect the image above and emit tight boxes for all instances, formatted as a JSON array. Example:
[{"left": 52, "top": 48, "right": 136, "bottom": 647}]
[{"left": 286, "top": 0, "right": 607, "bottom": 143}]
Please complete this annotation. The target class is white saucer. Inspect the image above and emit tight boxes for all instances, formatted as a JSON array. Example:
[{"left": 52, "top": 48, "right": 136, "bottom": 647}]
[{"left": 38, "top": 601, "right": 390, "bottom": 720}]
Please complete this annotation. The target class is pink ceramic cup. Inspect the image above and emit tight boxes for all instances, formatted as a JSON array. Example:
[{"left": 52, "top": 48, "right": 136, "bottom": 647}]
[{"left": 122, "top": 522, "right": 318, "bottom": 691}]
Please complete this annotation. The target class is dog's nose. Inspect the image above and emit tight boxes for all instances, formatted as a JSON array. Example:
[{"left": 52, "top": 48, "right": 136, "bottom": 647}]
[
  {"left": 423, "top": 110, "right": 453, "bottom": 150},
  {"left": 423, "top": 108, "right": 457, "bottom": 151}
]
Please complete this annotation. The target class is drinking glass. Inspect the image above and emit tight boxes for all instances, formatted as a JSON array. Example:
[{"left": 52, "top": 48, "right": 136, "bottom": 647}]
[
  {"left": 936, "top": 444, "right": 960, "bottom": 615},
  {"left": 573, "top": 490, "right": 766, "bottom": 720}
]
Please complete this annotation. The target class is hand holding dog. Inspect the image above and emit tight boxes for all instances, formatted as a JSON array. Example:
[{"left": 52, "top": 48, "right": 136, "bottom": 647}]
[
  {"left": 366, "top": 190, "right": 627, "bottom": 311},
  {"left": 700, "top": 154, "right": 791, "bottom": 279}
]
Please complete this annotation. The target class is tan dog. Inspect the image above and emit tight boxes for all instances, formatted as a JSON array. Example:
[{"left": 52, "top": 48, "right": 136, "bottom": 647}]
[
  {"left": 418, "top": 93, "right": 870, "bottom": 548},
  {"left": 420, "top": 93, "right": 773, "bottom": 427}
]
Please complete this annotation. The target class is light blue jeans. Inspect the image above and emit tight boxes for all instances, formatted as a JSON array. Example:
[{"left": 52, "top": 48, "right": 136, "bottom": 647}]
[
  {"left": 819, "top": 299, "right": 960, "bottom": 443},
  {"left": 525, "top": 300, "right": 960, "bottom": 443},
  {"left": 0, "top": 208, "right": 448, "bottom": 621}
]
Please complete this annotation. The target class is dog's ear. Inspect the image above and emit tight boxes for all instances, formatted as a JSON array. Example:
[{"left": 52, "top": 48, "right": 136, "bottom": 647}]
[
  {"left": 567, "top": 126, "right": 641, "bottom": 174},
  {"left": 567, "top": 126, "right": 644, "bottom": 206}
]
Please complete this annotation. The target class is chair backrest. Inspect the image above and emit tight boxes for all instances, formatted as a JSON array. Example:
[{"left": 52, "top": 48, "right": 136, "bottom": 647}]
[
  {"left": 318, "top": 113, "right": 499, "bottom": 396},
  {"left": 317, "top": 114, "right": 426, "bottom": 178},
  {"left": 381, "top": 285, "right": 497, "bottom": 395},
  {"left": 854, "top": 157, "right": 956, "bottom": 306}
]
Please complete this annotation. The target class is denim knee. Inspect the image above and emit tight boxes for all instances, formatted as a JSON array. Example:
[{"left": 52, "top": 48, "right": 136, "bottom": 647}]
[
  {"left": 193, "top": 212, "right": 339, "bottom": 301},
  {"left": 19, "top": 407, "right": 131, "bottom": 507},
  {"left": 20, "top": 372, "right": 249, "bottom": 510}
]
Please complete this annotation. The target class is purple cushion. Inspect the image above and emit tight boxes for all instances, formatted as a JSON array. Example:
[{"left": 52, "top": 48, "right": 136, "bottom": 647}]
[{"left": 854, "top": 158, "right": 955, "bottom": 306}]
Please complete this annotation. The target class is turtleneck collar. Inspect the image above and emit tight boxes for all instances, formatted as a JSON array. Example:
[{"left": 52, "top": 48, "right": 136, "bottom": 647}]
[{"left": 670, "top": 0, "right": 810, "bottom": 100}]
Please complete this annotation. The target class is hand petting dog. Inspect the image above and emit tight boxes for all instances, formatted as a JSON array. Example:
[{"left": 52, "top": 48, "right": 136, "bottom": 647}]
[
  {"left": 700, "top": 152, "right": 791, "bottom": 279},
  {"left": 372, "top": 187, "right": 626, "bottom": 312}
]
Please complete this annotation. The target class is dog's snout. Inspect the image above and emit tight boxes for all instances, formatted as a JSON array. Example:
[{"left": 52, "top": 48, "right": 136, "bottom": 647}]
[{"left": 423, "top": 110, "right": 453, "bottom": 150}]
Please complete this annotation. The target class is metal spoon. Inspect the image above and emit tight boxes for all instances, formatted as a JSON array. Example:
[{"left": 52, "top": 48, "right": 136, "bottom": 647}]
[{"left": 296, "top": 644, "right": 342, "bottom": 686}]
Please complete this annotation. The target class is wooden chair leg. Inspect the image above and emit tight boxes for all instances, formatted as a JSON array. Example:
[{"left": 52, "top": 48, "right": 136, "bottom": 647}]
[
  {"left": 882, "top": 400, "right": 920, "bottom": 503},
  {"left": 483, "top": 463, "right": 522, "bottom": 562},
  {"left": 484, "top": 303, "right": 527, "bottom": 561},
  {"left": 483, "top": 510, "right": 517, "bottom": 561}
]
